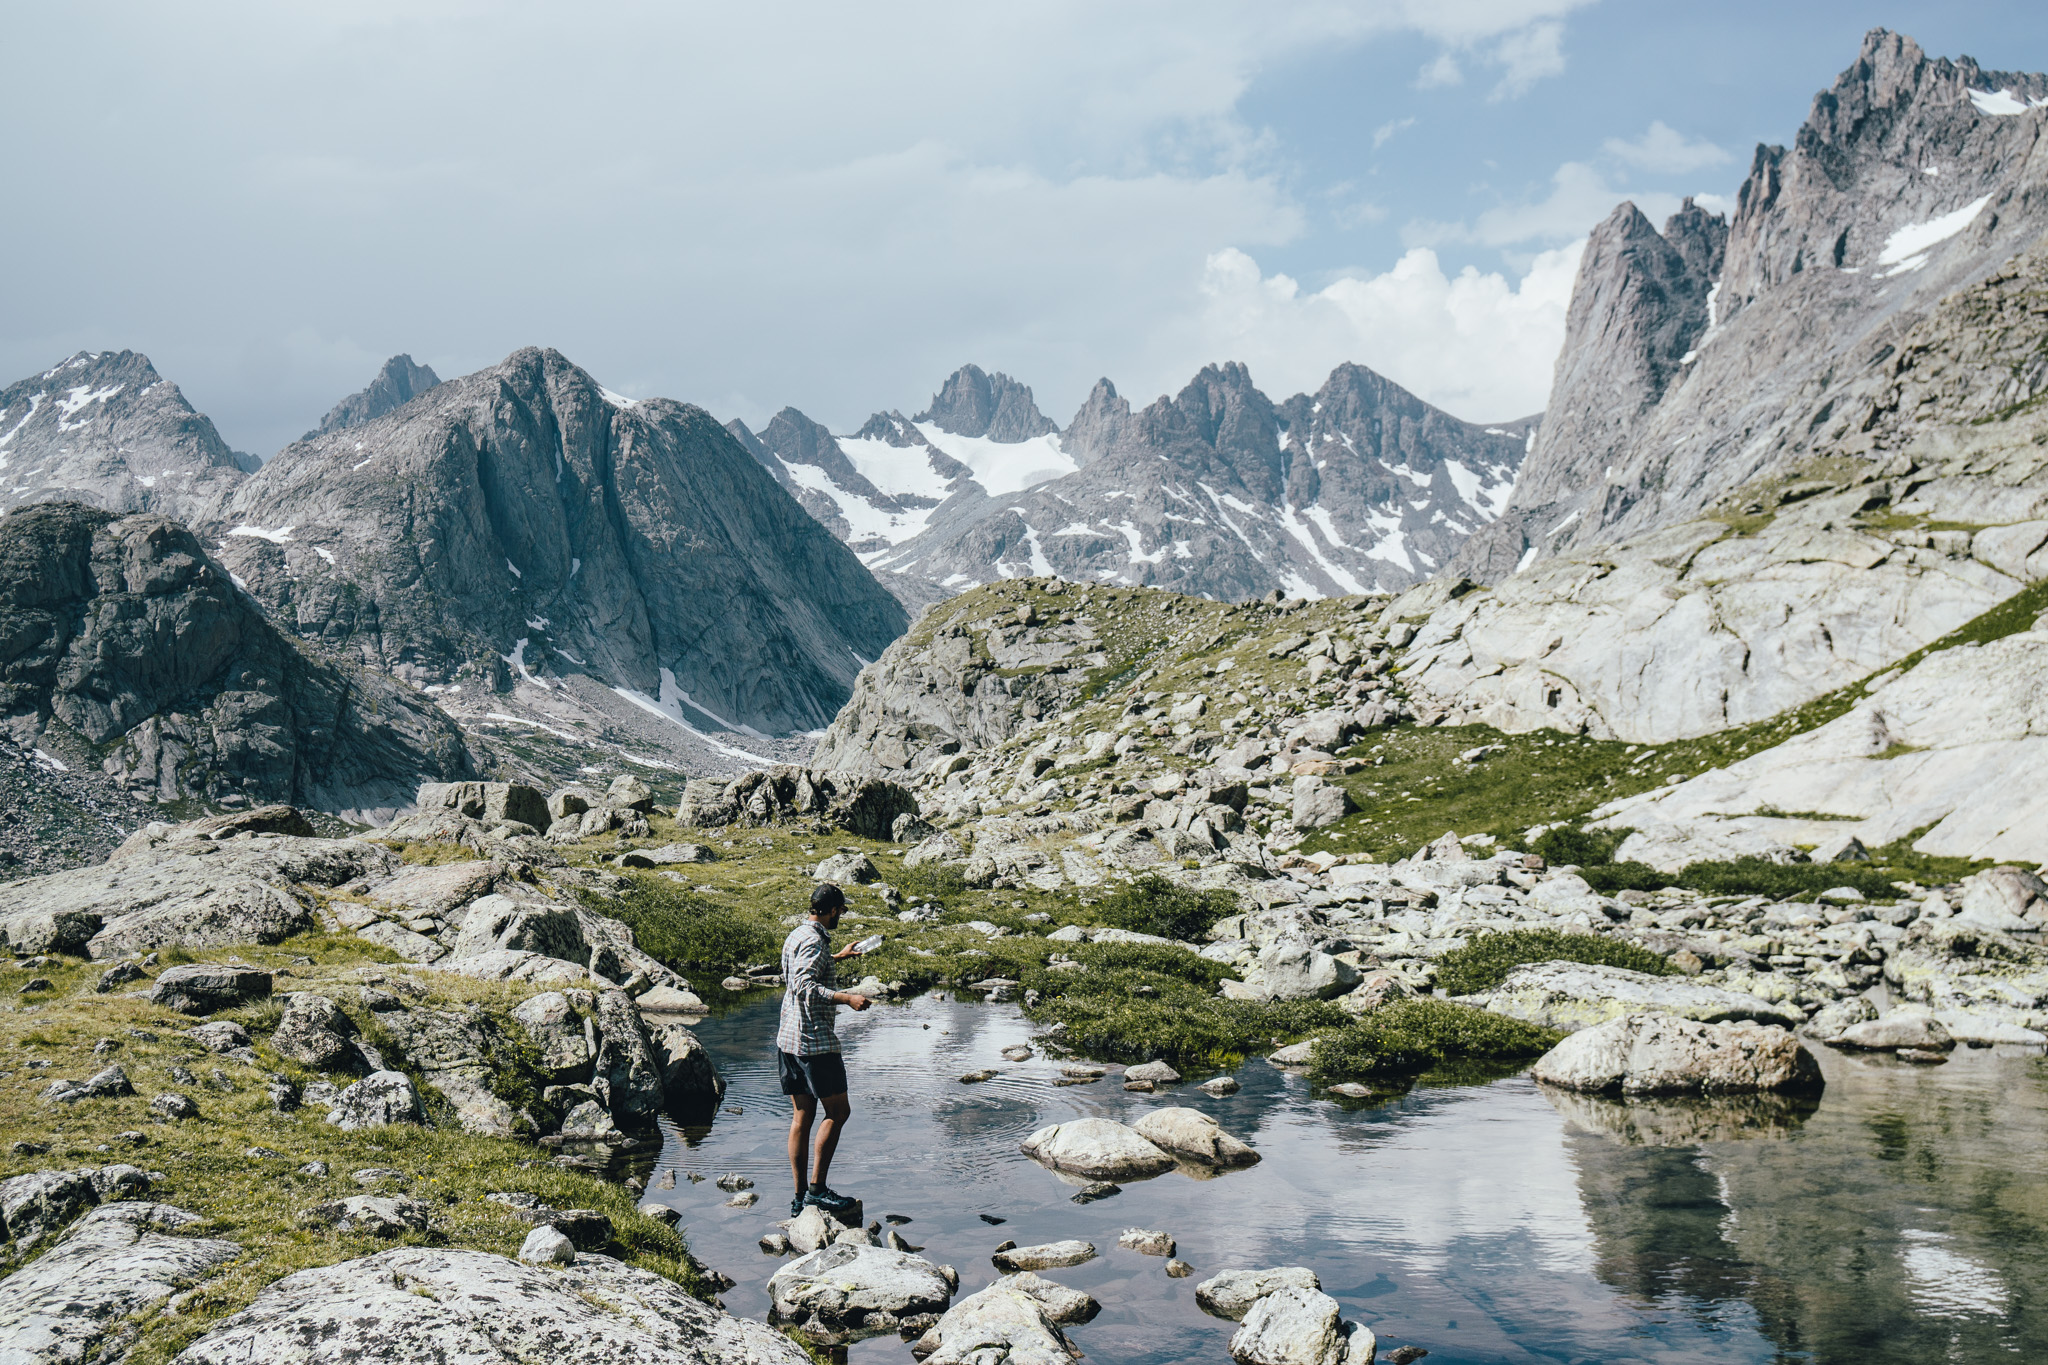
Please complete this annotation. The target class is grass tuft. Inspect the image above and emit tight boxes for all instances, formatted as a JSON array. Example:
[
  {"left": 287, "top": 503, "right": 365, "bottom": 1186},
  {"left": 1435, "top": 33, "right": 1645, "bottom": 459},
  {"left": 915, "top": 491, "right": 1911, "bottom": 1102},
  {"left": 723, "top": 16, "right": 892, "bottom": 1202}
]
[{"left": 1434, "top": 929, "right": 1676, "bottom": 997}]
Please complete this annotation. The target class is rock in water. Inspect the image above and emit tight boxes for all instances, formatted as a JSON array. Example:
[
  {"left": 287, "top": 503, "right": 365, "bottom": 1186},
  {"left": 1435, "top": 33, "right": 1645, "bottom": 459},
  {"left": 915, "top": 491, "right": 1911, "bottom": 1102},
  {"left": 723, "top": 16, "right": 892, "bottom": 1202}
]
[
  {"left": 1531, "top": 1014, "right": 1824, "bottom": 1095},
  {"left": 0, "top": 1202, "right": 239, "bottom": 1365},
  {"left": 1196, "top": 1267, "right": 1323, "bottom": 1321},
  {"left": 991, "top": 1241, "right": 1096, "bottom": 1272},
  {"left": 0, "top": 502, "right": 473, "bottom": 815},
  {"left": 1833, "top": 1014, "right": 1956, "bottom": 1052},
  {"left": 1230, "top": 1285, "right": 1377, "bottom": 1365},
  {"left": 766, "top": 1242, "right": 954, "bottom": 1337},
  {"left": 915, "top": 1276, "right": 1089, "bottom": 1365},
  {"left": 1132, "top": 1108, "right": 1261, "bottom": 1168},
  {"left": 1119, "top": 1228, "right": 1176, "bottom": 1257},
  {"left": 1019, "top": 1118, "right": 1177, "bottom": 1180},
  {"left": 173, "top": 1246, "right": 812, "bottom": 1363}
]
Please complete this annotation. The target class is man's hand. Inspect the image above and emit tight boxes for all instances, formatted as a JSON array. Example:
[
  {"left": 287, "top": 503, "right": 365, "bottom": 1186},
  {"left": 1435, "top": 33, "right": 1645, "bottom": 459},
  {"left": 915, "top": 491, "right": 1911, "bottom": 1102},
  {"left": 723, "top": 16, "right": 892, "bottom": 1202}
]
[
  {"left": 832, "top": 944, "right": 863, "bottom": 961},
  {"left": 838, "top": 993, "right": 871, "bottom": 1012}
]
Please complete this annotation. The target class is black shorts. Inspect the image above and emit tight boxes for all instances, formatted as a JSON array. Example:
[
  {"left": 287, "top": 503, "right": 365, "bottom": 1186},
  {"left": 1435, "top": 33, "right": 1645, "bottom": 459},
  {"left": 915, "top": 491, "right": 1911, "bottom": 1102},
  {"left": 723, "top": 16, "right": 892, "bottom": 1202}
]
[{"left": 778, "top": 1049, "right": 848, "bottom": 1099}]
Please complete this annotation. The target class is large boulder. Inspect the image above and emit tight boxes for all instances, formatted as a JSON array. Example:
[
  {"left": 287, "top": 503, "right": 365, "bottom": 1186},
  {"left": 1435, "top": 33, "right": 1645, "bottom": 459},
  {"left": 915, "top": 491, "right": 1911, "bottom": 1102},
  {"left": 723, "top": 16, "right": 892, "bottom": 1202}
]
[
  {"left": 302, "top": 1195, "right": 434, "bottom": 1237},
  {"left": 511, "top": 990, "right": 594, "bottom": 1081},
  {"left": 1291, "top": 777, "right": 1354, "bottom": 830},
  {"left": 1019, "top": 1118, "right": 1176, "bottom": 1181},
  {"left": 1250, "top": 941, "right": 1360, "bottom": 1002},
  {"left": 148, "top": 963, "right": 272, "bottom": 1015},
  {"left": 173, "top": 1246, "right": 812, "bottom": 1364},
  {"left": 591, "top": 989, "right": 666, "bottom": 1123},
  {"left": 0, "top": 1202, "right": 239, "bottom": 1365},
  {"left": 1467, "top": 961, "right": 1803, "bottom": 1032},
  {"left": 916, "top": 1278, "right": 1087, "bottom": 1365},
  {"left": 1131, "top": 1108, "right": 1261, "bottom": 1168},
  {"left": 1230, "top": 1286, "right": 1376, "bottom": 1365},
  {"left": 767, "top": 1243, "right": 954, "bottom": 1339},
  {"left": 677, "top": 765, "right": 918, "bottom": 841},
  {"left": 1833, "top": 1014, "right": 1956, "bottom": 1051},
  {"left": 649, "top": 1020, "right": 724, "bottom": 1113},
  {"left": 1, "top": 1169, "right": 100, "bottom": 1250},
  {"left": 1532, "top": 1013, "right": 1824, "bottom": 1095},
  {"left": 448, "top": 895, "right": 588, "bottom": 963},
  {"left": 325, "top": 1071, "right": 426, "bottom": 1130},
  {"left": 416, "top": 782, "right": 550, "bottom": 831}
]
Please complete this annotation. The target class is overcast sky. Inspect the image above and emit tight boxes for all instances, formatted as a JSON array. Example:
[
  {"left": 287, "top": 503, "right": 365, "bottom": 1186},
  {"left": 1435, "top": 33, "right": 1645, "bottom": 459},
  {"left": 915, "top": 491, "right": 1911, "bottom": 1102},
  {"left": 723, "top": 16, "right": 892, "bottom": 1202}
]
[{"left": 6, "top": 2, "right": 2043, "bottom": 455}]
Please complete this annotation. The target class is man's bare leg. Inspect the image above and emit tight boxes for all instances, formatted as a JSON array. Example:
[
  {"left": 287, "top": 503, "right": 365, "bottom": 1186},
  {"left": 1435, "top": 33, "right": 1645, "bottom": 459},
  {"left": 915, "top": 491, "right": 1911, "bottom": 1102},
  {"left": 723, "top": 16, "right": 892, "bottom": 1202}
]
[
  {"left": 811, "top": 1092, "right": 852, "bottom": 1189},
  {"left": 788, "top": 1094, "right": 818, "bottom": 1203}
]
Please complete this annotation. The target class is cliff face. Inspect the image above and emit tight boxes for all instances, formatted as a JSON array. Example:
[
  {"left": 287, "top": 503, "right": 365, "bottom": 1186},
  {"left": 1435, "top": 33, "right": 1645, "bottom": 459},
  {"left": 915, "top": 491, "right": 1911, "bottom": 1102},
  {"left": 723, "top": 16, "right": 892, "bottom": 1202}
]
[
  {"left": 1466, "top": 29, "right": 2048, "bottom": 579},
  {"left": 0, "top": 502, "right": 474, "bottom": 819},
  {"left": 210, "top": 347, "right": 909, "bottom": 735}
]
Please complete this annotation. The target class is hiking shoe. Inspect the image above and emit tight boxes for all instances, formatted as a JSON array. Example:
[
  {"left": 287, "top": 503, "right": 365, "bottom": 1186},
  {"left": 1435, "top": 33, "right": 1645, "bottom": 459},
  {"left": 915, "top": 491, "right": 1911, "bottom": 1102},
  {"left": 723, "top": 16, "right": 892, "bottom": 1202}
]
[
  {"left": 806, "top": 1183, "right": 858, "bottom": 1216},
  {"left": 790, "top": 1193, "right": 807, "bottom": 1219}
]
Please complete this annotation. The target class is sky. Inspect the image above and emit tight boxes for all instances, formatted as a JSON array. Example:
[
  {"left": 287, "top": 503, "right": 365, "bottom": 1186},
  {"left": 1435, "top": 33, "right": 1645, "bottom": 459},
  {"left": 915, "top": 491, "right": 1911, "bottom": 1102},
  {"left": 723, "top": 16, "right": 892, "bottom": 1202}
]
[{"left": 5, "top": 2, "right": 2044, "bottom": 456}]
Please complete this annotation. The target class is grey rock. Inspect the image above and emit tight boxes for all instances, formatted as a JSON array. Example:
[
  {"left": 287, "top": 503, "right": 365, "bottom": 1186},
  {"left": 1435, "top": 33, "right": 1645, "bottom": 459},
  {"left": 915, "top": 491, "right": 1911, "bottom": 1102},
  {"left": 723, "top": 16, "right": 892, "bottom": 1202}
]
[
  {"left": 1, "top": 1169, "right": 99, "bottom": 1250},
  {"left": 174, "top": 1246, "right": 812, "bottom": 1364},
  {"left": 1196, "top": 1266, "right": 1323, "bottom": 1321},
  {"left": 767, "top": 1242, "right": 954, "bottom": 1335},
  {"left": 512, "top": 990, "right": 594, "bottom": 1080},
  {"left": 919, "top": 365, "right": 1059, "bottom": 443},
  {"left": 1470, "top": 961, "right": 1801, "bottom": 1032},
  {"left": 302, "top": 1195, "right": 433, "bottom": 1237},
  {"left": 1131, "top": 1108, "right": 1261, "bottom": 1168},
  {"left": 648, "top": 1020, "right": 725, "bottom": 1113},
  {"left": 186, "top": 1021, "right": 253, "bottom": 1053},
  {"left": 150, "top": 1092, "right": 199, "bottom": 1121},
  {"left": 1231, "top": 1285, "right": 1376, "bottom": 1365},
  {"left": 271, "top": 993, "right": 359, "bottom": 1071},
  {"left": 149, "top": 963, "right": 272, "bottom": 1015},
  {"left": 1532, "top": 1013, "right": 1824, "bottom": 1095},
  {"left": 518, "top": 1224, "right": 577, "bottom": 1265},
  {"left": 591, "top": 988, "right": 666, "bottom": 1123},
  {"left": 1803, "top": 995, "right": 1879, "bottom": 1042},
  {"left": 1291, "top": 777, "right": 1353, "bottom": 831},
  {"left": 1834, "top": 1014, "right": 1956, "bottom": 1051},
  {"left": 916, "top": 1275, "right": 1086, "bottom": 1365},
  {"left": 1119, "top": 1227, "right": 1176, "bottom": 1257},
  {"left": 0, "top": 1201, "right": 239, "bottom": 1364},
  {"left": 676, "top": 765, "right": 918, "bottom": 840},
  {"left": 325, "top": 1071, "right": 425, "bottom": 1130},
  {"left": 306, "top": 354, "right": 442, "bottom": 439},
  {"left": 815, "top": 851, "right": 879, "bottom": 884},
  {"left": 1019, "top": 1117, "right": 1176, "bottom": 1180},
  {"left": 1124, "top": 1060, "right": 1181, "bottom": 1084},
  {"left": 993, "top": 1240, "right": 1096, "bottom": 1272},
  {"left": 1251, "top": 940, "right": 1360, "bottom": 1002}
]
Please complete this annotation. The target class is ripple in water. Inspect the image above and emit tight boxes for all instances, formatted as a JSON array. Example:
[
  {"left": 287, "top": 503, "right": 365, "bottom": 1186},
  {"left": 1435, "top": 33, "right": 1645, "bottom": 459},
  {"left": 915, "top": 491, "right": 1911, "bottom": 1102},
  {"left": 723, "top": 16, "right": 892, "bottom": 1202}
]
[{"left": 644, "top": 994, "right": 2048, "bottom": 1364}]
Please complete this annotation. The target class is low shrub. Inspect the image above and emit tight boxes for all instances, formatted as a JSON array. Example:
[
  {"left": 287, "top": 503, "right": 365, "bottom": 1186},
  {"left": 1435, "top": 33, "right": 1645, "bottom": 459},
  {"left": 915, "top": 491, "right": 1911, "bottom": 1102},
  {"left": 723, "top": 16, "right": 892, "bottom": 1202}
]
[
  {"left": 1308, "top": 999, "right": 1563, "bottom": 1082},
  {"left": 1578, "top": 861, "right": 1673, "bottom": 893},
  {"left": 1030, "top": 991, "right": 1347, "bottom": 1068},
  {"left": 1673, "top": 859, "right": 1903, "bottom": 901},
  {"left": 1532, "top": 824, "right": 1631, "bottom": 868},
  {"left": 897, "top": 861, "right": 968, "bottom": 899},
  {"left": 1094, "top": 874, "right": 1236, "bottom": 942},
  {"left": 582, "top": 874, "right": 776, "bottom": 973},
  {"left": 1434, "top": 929, "right": 1676, "bottom": 997}
]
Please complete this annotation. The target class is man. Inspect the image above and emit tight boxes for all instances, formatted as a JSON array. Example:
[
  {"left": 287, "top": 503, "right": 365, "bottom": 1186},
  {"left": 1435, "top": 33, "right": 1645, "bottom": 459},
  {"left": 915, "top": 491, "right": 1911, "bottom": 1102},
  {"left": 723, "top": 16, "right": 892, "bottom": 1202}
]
[{"left": 779, "top": 881, "right": 870, "bottom": 1218}]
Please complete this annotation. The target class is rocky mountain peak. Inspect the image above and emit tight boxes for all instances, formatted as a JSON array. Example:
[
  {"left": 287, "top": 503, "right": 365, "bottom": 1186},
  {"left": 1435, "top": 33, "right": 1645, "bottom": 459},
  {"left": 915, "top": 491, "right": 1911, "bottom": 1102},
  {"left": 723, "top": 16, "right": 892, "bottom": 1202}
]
[
  {"left": 305, "top": 354, "right": 441, "bottom": 440},
  {"left": 1060, "top": 377, "right": 1131, "bottom": 466},
  {"left": 915, "top": 364, "right": 1057, "bottom": 442},
  {"left": 0, "top": 350, "right": 255, "bottom": 524}
]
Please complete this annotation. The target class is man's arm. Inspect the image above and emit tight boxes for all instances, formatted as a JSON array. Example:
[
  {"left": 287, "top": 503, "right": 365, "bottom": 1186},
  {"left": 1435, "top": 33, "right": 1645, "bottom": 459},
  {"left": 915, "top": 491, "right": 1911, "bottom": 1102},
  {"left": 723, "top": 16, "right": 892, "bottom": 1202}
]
[{"left": 792, "top": 929, "right": 868, "bottom": 1010}]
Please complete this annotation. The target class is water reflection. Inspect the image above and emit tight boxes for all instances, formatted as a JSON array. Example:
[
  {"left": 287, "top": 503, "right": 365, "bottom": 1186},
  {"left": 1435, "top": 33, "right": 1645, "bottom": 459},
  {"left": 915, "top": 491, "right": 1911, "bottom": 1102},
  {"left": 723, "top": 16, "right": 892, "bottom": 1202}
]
[{"left": 643, "top": 996, "right": 2047, "bottom": 1364}]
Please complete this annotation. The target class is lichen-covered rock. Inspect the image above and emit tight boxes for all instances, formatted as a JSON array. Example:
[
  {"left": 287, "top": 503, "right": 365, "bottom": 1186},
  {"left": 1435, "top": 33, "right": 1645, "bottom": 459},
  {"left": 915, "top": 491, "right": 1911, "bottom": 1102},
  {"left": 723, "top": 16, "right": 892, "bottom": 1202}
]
[
  {"left": 1834, "top": 1014, "right": 1956, "bottom": 1051},
  {"left": 991, "top": 1241, "right": 1096, "bottom": 1272},
  {"left": 1230, "top": 1286, "right": 1376, "bottom": 1365},
  {"left": 1, "top": 1169, "right": 100, "bottom": 1250},
  {"left": 915, "top": 1277, "right": 1085, "bottom": 1365},
  {"left": 174, "top": 1246, "right": 812, "bottom": 1364},
  {"left": 1019, "top": 1118, "right": 1175, "bottom": 1181},
  {"left": 1196, "top": 1267, "right": 1322, "bottom": 1321},
  {"left": 325, "top": 1071, "right": 425, "bottom": 1130},
  {"left": 271, "top": 992, "right": 360, "bottom": 1071},
  {"left": 676, "top": 765, "right": 918, "bottom": 840},
  {"left": 148, "top": 963, "right": 272, "bottom": 1015},
  {"left": 1531, "top": 1013, "right": 1824, "bottom": 1096},
  {"left": 767, "top": 1242, "right": 954, "bottom": 1337},
  {"left": 1131, "top": 1108, "right": 1261, "bottom": 1168},
  {"left": 301, "top": 1195, "right": 433, "bottom": 1237},
  {"left": 512, "top": 990, "right": 594, "bottom": 1080},
  {"left": 591, "top": 989, "right": 666, "bottom": 1123},
  {"left": 0, "top": 1202, "right": 239, "bottom": 1364},
  {"left": 1469, "top": 961, "right": 1802, "bottom": 1032}
]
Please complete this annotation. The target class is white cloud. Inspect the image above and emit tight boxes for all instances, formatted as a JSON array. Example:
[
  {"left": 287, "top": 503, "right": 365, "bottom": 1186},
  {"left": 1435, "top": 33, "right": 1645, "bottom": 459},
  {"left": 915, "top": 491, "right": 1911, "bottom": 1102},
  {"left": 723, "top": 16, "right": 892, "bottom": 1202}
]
[
  {"left": 1602, "top": 121, "right": 1733, "bottom": 174},
  {"left": 1487, "top": 20, "right": 1567, "bottom": 100},
  {"left": 1374, "top": 116, "right": 1419, "bottom": 148},
  {"left": 1406, "top": 161, "right": 1687, "bottom": 248},
  {"left": 1417, "top": 53, "right": 1465, "bottom": 88},
  {"left": 1189, "top": 241, "right": 1584, "bottom": 422}
]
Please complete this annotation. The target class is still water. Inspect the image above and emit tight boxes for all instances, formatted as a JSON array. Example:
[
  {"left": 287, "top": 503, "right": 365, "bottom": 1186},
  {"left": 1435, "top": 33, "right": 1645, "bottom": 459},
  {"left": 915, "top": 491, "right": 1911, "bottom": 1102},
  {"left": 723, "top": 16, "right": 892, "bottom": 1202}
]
[{"left": 635, "top": 994, "right": 2048, "bottom": 1363}]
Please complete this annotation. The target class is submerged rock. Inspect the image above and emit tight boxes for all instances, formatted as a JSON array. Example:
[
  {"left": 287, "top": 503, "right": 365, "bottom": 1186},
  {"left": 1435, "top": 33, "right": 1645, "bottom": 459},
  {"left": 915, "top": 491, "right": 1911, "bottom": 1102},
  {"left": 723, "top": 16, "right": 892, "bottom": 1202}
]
[
  {"left": 991, "top": 1240, "right": 1096, "bottom": 1272},
  {"left": 1019, "top": 1118, "right": 1176, "bottom": 1181},
  {"left": 1531, "top": 1013, "right": 1823, "bottom": 1095}
]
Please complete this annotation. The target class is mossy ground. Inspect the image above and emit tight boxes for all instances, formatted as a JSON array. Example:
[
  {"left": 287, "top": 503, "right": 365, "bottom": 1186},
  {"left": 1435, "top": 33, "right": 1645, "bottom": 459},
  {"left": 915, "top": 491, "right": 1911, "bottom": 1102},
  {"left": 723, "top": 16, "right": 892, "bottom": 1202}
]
[{"left": 0, "top": 937, "right": 700, "bottom": 1361}]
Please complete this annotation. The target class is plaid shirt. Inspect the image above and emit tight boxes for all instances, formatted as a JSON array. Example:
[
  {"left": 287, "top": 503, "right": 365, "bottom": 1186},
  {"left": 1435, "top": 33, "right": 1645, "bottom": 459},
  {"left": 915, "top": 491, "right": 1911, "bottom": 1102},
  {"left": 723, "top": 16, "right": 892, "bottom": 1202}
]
[{"left": 776, "top": 920, "right": 841, "bottom": 1056}]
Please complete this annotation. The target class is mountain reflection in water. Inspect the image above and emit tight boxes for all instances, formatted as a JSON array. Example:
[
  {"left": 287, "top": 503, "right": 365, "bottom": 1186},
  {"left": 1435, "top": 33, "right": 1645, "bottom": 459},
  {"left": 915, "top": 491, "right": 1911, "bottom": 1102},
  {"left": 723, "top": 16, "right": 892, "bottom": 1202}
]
[{"left": 637, "top": 994, "right": 2046, "bottom": 1363}]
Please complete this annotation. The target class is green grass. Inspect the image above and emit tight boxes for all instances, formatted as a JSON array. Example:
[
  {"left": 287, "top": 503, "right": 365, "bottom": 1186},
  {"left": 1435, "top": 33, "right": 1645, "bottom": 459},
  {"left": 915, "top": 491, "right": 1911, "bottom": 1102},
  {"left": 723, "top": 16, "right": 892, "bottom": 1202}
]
[
  {"left": 1308, "top": 999, "right": 1563, "bottom": 1083},
  {"left": 1434, "top": 929, "right": 1676, "bottom": 997},
  {"left": 577, "top": 871, "right": 778, "bottom": 974},
  {"left": 1093, "top": 874, "right": 1236, "bottom": 942}
]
